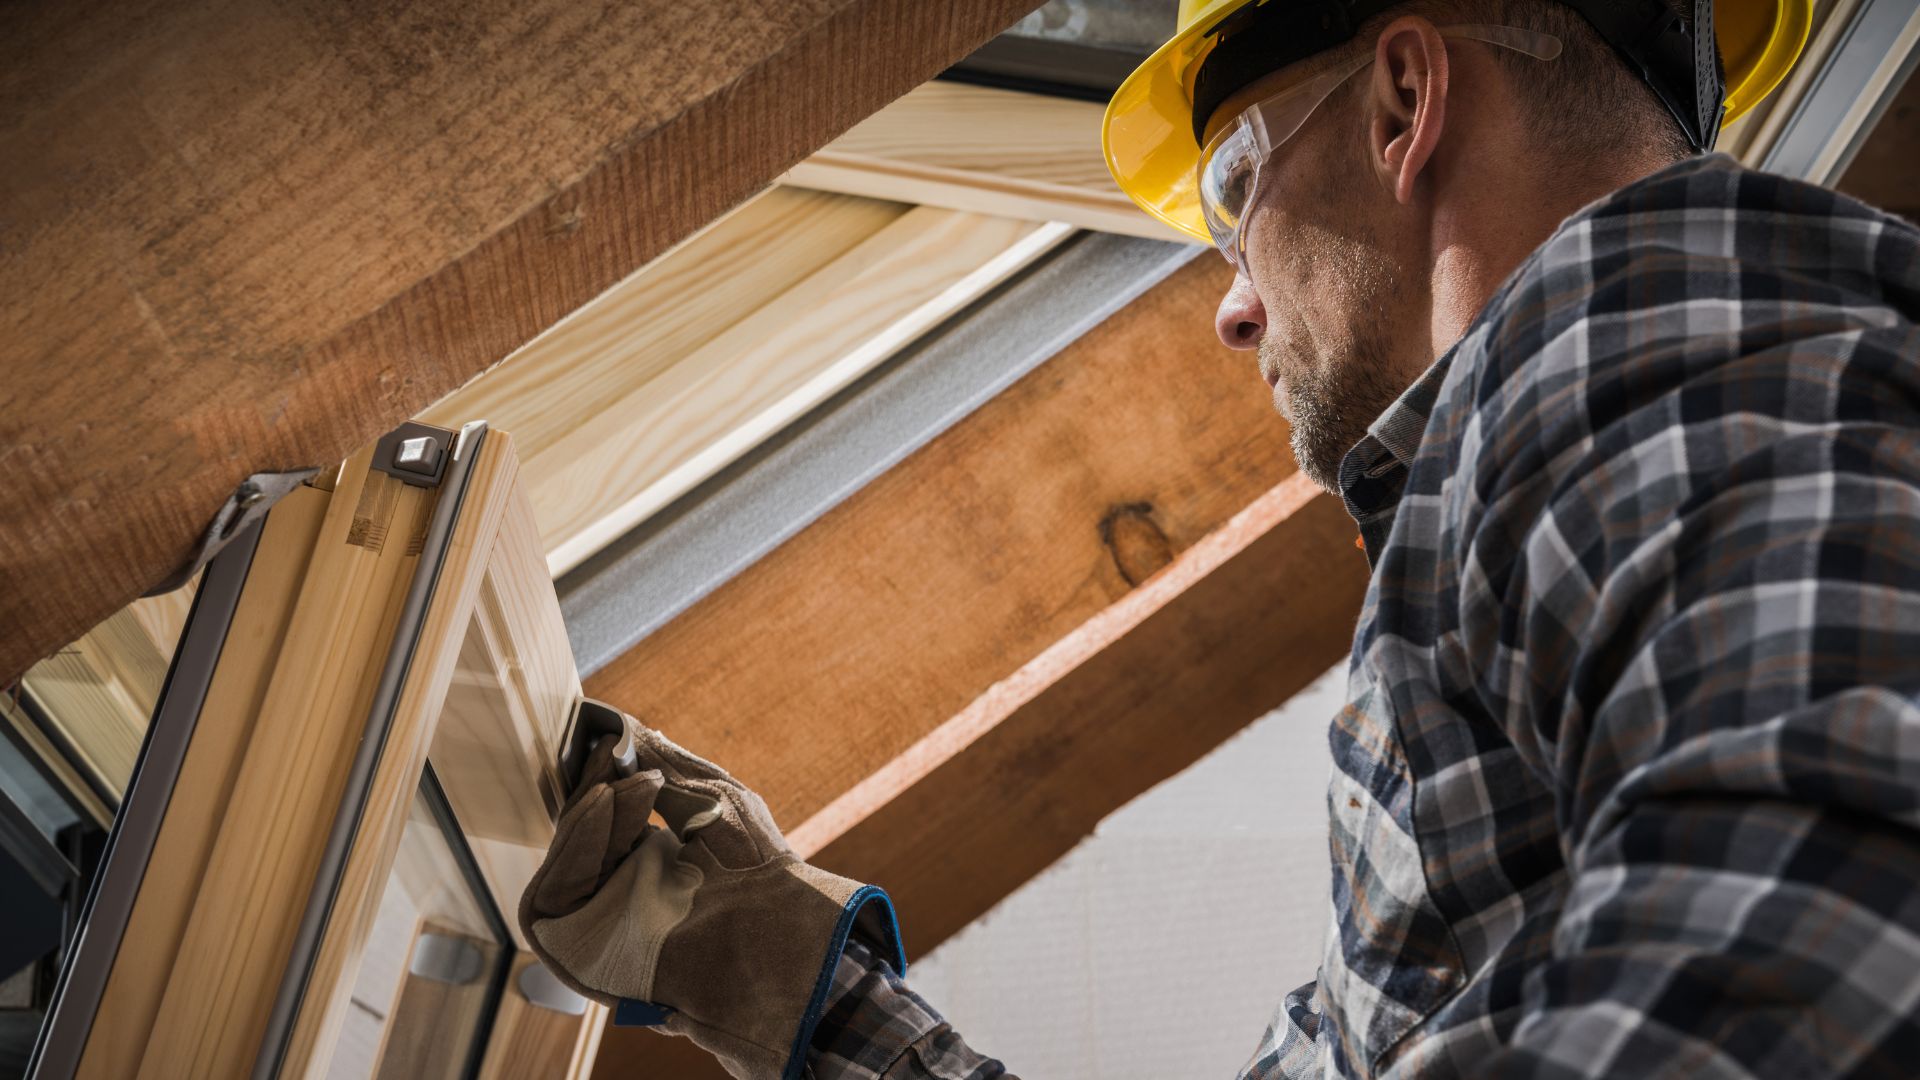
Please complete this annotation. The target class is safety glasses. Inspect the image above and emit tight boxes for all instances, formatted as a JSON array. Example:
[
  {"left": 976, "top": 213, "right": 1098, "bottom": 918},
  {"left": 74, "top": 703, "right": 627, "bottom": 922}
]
[{"left": 1198, "top": 24, "right": 1563, "bottom": 278}]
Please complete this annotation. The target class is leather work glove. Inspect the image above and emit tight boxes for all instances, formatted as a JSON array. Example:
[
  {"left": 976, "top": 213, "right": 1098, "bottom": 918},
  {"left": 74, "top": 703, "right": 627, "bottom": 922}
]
[{"left": 519, "top": 709, "right": 906, "bottom": 1080}]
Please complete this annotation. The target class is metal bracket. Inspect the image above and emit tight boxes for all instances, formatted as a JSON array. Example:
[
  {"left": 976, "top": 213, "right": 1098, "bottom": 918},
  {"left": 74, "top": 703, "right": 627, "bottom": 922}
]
[
  {"left": 516, "top": 962, "right": 588, "bottom": 1016},
  {"left": 145, "top": 467, "right": 320, "bottom": 597},
  {"left": 371, "top": 421, "right": 456, "bottom": 487},
  {"left": 558, "top": 698, "right": 637, "bottom": 795},
  {"left": 408, "top": 932, "right": 486, "bottom": 985}
]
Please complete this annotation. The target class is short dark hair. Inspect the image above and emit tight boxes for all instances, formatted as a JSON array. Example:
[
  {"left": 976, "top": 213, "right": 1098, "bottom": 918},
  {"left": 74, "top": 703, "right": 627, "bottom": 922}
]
[{"left": 1344, "top": 0, "right": 1712, "bottom": 164}]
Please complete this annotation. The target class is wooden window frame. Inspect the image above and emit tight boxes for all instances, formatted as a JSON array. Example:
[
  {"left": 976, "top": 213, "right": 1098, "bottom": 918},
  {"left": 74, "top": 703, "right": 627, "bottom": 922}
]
[{"left": 36, "top": 425, "right": 603, "bottom": 1080}]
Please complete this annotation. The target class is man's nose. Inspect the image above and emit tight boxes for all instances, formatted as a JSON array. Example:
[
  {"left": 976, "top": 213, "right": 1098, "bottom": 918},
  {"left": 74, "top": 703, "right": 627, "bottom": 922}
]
[{"left": 1214, "top": 274, "right": 1265, "bottom": 351}]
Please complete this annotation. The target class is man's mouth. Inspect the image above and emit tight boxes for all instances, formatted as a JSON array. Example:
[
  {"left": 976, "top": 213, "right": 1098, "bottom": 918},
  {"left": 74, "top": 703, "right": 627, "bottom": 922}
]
[{"left": 1260, "top": 364, "right": 1280, "bottom": 389}]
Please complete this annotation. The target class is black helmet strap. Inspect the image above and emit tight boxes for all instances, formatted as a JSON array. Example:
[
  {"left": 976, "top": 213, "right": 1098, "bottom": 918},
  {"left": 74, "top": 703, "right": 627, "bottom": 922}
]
[
  {"left": 1559, "top": 0, "right": 1723, "bottom": 151},
  {"left": 1187, "top": 0, "right": 1724, "bottom": 152}
]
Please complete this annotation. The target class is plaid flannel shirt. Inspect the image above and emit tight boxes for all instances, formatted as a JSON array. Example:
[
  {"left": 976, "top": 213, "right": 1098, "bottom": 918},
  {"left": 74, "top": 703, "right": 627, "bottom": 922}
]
[{"left": 806, "top": 154, "right": 1920, "bottom": 1079}]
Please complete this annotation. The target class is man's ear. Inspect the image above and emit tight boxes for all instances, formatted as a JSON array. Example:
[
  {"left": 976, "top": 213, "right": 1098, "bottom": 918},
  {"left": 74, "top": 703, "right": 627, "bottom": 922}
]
[{"left": 1366, "top": 16, "right": 1449, "bottom": 205}]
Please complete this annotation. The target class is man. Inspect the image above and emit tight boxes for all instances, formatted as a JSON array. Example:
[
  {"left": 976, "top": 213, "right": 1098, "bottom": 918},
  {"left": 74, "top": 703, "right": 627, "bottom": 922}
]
[{"left": 521, "top": 0, "right": 1920, "bottom": 1076}]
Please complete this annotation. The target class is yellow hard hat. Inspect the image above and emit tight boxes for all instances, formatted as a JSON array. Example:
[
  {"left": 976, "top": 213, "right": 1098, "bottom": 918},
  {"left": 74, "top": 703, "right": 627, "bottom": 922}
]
[{"left": 1104, "top": 0, "right": 1813, "bottom": 243}]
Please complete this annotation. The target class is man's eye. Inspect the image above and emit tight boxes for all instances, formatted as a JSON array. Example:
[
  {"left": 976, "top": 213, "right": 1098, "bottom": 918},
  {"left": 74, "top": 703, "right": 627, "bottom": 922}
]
[{"left": 1221, "top": 160, "right": 1252, "bottom": 212}]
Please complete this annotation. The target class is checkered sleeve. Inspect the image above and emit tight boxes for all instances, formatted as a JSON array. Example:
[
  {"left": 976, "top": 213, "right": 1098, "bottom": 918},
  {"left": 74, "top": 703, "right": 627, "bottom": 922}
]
[
  {"left": 808, "top": 938, "right": 1014, "bottom": 1080},
  {"left": 1453, "top": 172, "right": 1920, "bottom": 1076}
]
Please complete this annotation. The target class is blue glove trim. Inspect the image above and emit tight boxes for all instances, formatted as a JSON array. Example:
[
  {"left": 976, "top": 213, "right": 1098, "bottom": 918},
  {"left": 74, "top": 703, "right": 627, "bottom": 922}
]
[
  {"left": 780, "top": 884, "right": 908, "bottom": 1080},
  {"left": 613, "top": 998, "right": 677, "bottom": 1026}
]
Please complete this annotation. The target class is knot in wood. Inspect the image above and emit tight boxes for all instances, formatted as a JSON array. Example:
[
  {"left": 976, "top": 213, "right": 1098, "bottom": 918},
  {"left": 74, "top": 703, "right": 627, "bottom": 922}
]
[{"left": 1098, "top": 502, "right": 1173, "bottom": 588}]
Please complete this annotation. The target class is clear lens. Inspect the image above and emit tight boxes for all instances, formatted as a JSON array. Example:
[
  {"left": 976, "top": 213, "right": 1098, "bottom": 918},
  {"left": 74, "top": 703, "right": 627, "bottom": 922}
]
[
  {"left": 1199, "top": 124, "right": 1257, "bottom": 264},
  {"left": 1190, "top": 25, "right": 1560, "bottom": 278}
]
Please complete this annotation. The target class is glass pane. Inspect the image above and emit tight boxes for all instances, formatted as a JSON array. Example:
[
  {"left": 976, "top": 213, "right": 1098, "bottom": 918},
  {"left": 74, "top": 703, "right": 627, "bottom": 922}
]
[
  {"left": 1, "top": 577, "right": 196, "bottom": 1068},
  {"left": 1005, "top": 0, "right": 1176, "bottom": 52},
  {"left": 327, "top": 778, "right": 508, "bottom": 1080},
  {"left": 14, "top": 575, "right": 199, "bottom": 803}
]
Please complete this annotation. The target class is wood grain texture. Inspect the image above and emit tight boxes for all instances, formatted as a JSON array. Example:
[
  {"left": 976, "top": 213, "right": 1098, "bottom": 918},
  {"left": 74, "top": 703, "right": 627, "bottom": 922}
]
[
  {"left": 135, "top": 450, "right": 439, "bottom": 1077},
  {"left": 419, "top": 189, "right": 908, "bottom": 463},
  {"left": 0, "top": 693, "right": 113, "bottom": 829},
  {"left": 587, "top": 260, "right": 1370, "bottom": 1079},
  {"left": 583, "top": 258, "right": 1290, "bottom": 831},
  {"left": 428, "top": 194, "right": 1068, "bottom": 574},
  {"left": 784, "top": 82, "right": 1186, "bottom": 241},
  {"left": 0, "top": 0, "right": 1045, "bottom": 686},
  {"left": 812, "top": 482, "right": 1364, "bottom": 948},
  {"left": 430, "top": 479, "right": 583, "bottom": 950},
  {"left": 76, "top": 485, "right": 332, "bottom": 1080},
  {"left": 478, "top": 955, "right": 607, "bottom": 1080},
  {"left": 282, "top": 433, "right": 522, "bottom": 1080},
  {"left": 16, "top": 610, "right": 157, "bottom": 799},
  {"left": 16, "top": 580, "right": 197, "bottom": 800}
]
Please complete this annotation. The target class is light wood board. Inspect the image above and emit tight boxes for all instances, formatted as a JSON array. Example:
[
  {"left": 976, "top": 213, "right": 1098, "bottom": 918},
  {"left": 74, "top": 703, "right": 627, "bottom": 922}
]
[
  {"left": 136, "top": 451, "right": 440, "bottom": 1076},
  {"left": 426, "top": 190, "right": 1070, "bottom": 575},
  {"left": 281, "top": 432, "right": 523, "bottom": 1080},
  {"left": 78, "top": 484, "right": 333, "bottom": 1080},
  {"left": 430, "top": 479, "right": 583, "bottom": 950},
  {"left": 784, "top": 82, "right": 1187, "bottom": 241}
]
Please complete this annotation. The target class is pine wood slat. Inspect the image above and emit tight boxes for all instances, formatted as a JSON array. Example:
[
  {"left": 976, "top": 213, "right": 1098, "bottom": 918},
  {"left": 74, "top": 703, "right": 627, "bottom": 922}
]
[
  {"left": 279, "top": 434, "right": 522, "bottom": 1079},
  {"left": 134, "top": 451, "right": 440, "bottom": 1076},
  {"left": 784, "top": 82, "right": 1187, "bottom": 241},
  {"left": 76, "top": 487, "right": 332, "bottom": 1080}
]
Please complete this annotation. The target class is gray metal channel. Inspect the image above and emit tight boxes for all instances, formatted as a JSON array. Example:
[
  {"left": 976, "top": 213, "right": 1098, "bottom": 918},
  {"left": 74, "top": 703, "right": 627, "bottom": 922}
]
[
  {"left": 559, "top": 230, "right": 1202, "bottom": 677},
  {"left": 1760, "top": 0, "right": 1920, "bottom": 183}
]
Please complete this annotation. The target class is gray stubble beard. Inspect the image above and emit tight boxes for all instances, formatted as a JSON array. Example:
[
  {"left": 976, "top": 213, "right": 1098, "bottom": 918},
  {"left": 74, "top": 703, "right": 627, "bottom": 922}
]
[{"left": 1260, "top": 320, "right": 1407, "bottom": 495}]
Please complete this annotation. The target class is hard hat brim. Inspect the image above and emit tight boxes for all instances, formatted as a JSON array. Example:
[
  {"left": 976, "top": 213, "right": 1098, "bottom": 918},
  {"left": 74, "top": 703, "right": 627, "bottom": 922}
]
[
  {"left": 1102, "top": 16, "right": 1224, "bottom": 244},
  {"left": 1102, "top": 0, "right": 1814, "bottom": 247}
]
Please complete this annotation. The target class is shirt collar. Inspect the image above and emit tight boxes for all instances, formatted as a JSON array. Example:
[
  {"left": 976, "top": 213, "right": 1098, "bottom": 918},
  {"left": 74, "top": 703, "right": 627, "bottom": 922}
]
[
  {"left": 1331, "top": 155, "right": 1739, "bottom": 559},
  {"left": 1338, "top": 350, "right": 1454, "bottom": 514}
]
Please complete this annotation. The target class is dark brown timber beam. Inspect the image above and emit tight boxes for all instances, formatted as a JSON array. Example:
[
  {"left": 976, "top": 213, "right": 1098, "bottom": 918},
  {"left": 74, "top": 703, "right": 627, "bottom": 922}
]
[
  {"left": 584, "top": 259, "right": 1371, "bottom": 1077},
  {"left": 0, "top": 0, "right": 1041, "bottom": 682}
]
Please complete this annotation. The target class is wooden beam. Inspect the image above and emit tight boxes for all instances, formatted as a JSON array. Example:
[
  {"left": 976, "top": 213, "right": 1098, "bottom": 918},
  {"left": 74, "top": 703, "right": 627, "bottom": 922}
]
[
  {"left": 583, "top": 256, "right": 1295, "bottom": 831},
  {"left": 584, "top": 258, "right": 1369, "bottom": 1077},
  {"left": 783, "top": 82, "right": 1189, "bottom": 242},
  {"left": 0, "top": 0, "right": 1044, "bottom": 685},
  {"left": 424, "top": 188, "right": 1071, "bottom": 575},
  {"left": 811, "top": 479, "right": 1361, "bottom": 946}
]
